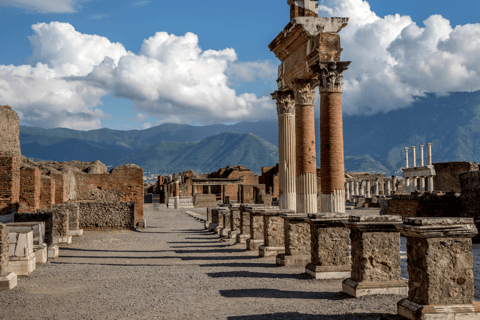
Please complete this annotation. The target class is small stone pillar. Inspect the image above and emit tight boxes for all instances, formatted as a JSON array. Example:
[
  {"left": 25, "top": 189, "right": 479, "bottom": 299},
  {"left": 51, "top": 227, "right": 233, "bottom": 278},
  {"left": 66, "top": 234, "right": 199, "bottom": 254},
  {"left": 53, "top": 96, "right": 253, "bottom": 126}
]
[
  {"left": 207, "top": 185, "right": 211, "bottom": 195},
  {"left": 214, "top": 208, "right": 226, "bottom": 235},
  {"left": 205, "top": 206, "right": 216, "bottom": 230},
  {"left": 386, "top": 180, "right": 391, "bottom": 196},
  {"left": 219, "top": 211, "right": 231, "bottom": 239},
  {"left": 404, "top": 147, "right": 409, "bottom": 168},
  {"left": 247, "top": 209, "right": 269, "bottom": 251},
  {"left": 419, "top": 176, "right": 425, "bottom": 192},
  {"left": 411, "top": 176, "right": 418, "bottom": 193},
  {"left": 259, "top": 209, "right": 295, "bottom": 257},
  {"left": 355, "top": 181, "right": 359, "bottom": 196},
  {"left": 427, "top": 176, "right": 434, "bottom": 192},
  {"left": 0, "top": 223, "right": 17, "bottom": 291},
  {"left": 345, "top": 183, "right": 350, "bottom": 201},
  {"left": 366, "top": 181, "right": 371, "bottom": 198},
  {"left": 342, "top": 215, "right": 407, "bottom": 297},
  {"left": 405, "top": 178, "right": 411, "bottom": 194},
  {"left": 276, "top": 214, "right": 311, "bottom": 266},
  {"left": 411, "top": 146, "right": 417, "bottom": 167},
  {"left": 374, "top": 179, "right": 379, "bottom": 197},
  {"left": 226, "top": 204, "right": 241, "bottom": 244},
  {"left": 396, "top": 217, "right": 480, "bottom": 320},
  {"left": 427, "top": 143, "right": 433, "bottom": 165},
  {"left": 305, "top": 213, "right": 350, "bottom": 279},
  {"left": 359, "top": 181, "right": 364, "bottom": 197}
]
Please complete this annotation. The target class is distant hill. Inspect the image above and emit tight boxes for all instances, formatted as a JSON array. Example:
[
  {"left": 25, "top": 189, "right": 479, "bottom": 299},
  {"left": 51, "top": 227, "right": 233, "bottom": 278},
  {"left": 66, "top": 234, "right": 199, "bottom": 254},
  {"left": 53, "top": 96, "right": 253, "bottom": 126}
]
[{"left": 19, "top": 90, "right": 480, "bottom": 175}]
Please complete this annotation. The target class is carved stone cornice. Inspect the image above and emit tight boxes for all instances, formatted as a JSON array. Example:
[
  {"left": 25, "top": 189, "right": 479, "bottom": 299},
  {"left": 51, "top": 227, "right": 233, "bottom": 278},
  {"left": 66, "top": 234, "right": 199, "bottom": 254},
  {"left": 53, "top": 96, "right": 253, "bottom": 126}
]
[
  {"left": 292, "top": 79, "right": 318, "bottom": 105},
  {"left": 312, "top": 61, "right": 351, "bottom": 93},
  {"left": 272, "top": 91, "right": 295, "bottom": 115}
]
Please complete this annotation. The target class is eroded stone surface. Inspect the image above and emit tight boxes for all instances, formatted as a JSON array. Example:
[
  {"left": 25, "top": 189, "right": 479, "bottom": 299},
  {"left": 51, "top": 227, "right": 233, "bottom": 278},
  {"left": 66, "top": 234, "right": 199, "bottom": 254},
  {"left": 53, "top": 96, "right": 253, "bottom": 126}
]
[
  {"left": 264, "top": 215, "right": 284, "bottom": 247},
  {"left": 0, "top": 223, "right": 9, "bottom": 276},
  {"left": 404, "top": 217, "right": 474, "bottom": 226},
  {"left": 284, "top": 217, "right": 310, "bottom": 256},
  {"left": 250, "top": 212, "right": 265, "bottom": 241},
  {"left": 310, "top": 222, "right": 349, "bottom": 266}
]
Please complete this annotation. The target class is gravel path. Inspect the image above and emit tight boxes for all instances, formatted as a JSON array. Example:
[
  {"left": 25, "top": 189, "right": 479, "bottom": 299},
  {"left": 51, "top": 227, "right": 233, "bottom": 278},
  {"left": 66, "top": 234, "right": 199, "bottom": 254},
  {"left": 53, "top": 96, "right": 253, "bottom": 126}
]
[{"left": 0, "top": 204, "right": 443, "bottom": 319}]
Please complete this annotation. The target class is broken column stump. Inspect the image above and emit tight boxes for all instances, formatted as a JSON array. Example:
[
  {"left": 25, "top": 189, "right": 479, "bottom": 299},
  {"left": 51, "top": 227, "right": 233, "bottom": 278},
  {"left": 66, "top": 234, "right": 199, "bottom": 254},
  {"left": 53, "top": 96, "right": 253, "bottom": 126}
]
[
  {"left": 237, "top": 205, "right": 252, "bottom": 244},
  {"left": 219, "top": 211, "right": 231, "bottom": 239},
  {"left": 276, "top": 213, "right": 311, "bottom": 266},
  {"left": 259, "top": 209, "right": 295, "bottom": 257},
  {"left": 305, "top": 213, "right": 350, "bottom": 279},
  {"left": 342, "top": 215, "right": 407, "bottom": 297},
  {"left": 226, "top": 204, "right": 241, "bottom": 245},
  {"left": 214, "top": 208, "right": 227, "bottom": 236},
  {"left": 0, "top": 223, "right": 17, "bottom": 291},
  {"left": 396, "top": 217, "right": 480, "bottom": 320}
]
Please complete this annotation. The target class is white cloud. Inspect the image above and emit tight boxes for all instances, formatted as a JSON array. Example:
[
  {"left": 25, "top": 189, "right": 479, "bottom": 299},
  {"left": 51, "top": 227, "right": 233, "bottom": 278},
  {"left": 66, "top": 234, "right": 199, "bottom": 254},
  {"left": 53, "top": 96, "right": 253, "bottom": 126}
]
[
  {"left": 133, "top": 1, "right": 150, "bottom": 7},
  {"left": 0, "top": 0, "right": 78, "bottom": 14},
  {"left": 318, "top": 0, "right": 480, "bottom": 115},
  {"left": 0, "top": 22, "right": 275, "bottom": 129}
]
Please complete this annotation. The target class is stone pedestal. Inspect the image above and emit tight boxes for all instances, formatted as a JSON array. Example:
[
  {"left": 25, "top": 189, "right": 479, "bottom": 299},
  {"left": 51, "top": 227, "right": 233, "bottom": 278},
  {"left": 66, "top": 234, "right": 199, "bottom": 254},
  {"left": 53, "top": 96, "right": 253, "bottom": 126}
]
[
  {"left": 237, "top": 207, "right": 251, "bottom": 244},
  {"left": 305, "top": 213, "right": 350, "bottom": 279},
  {"left": 0, "top": 223, "right": 17, "bottom": 291},
  {"left": 53, "top": 236, "right": 72, "bottom": 245},
  {"left": 247, "top": 208, "right": 278, "bottom": 251},
  {"left": 342, "top": 215, "right": 407, "bottom": 297},
  {"left": 68, "top": 229, "right": 84, "bottom": 237},
  {"left": 34, "top": 243, "right": 48, "bottom": 265},
  {"left": 396, "top": 217, "right": 480, "bottom": 320},
  {"left": 259, "top": 209, "right": 294, "bottom": 257},
  {"left": 213, "top": 208, "right": 227, "bottom": 235},
  {"left": 48, "top": 245, "right": 59, "bottom": 259},
  {"left": 276, "top": 214, "right": 311, "bottom": 266}
]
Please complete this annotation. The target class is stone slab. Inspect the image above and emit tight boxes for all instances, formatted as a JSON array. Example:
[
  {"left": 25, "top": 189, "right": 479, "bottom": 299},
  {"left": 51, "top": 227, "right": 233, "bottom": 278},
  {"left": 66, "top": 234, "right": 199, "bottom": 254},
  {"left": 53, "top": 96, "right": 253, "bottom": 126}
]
[
  {"left": 342, "top": 278, "right": 407, "bottom": 298},
  {"left": 0, "top": 272, "right": 17, "bottom": 291},
  {"left": 397, "top": 299, "right": 480, "bottom": 320},
  {"left": 53, "top": 236, "right": 72, "bottom": 245},
  {"left": 48, "top": 245, "right": 59, "bottom": 259},
  {"left": 259, "top": 246, "right": 284, "bottom": 257},
  {"left": 276, "top": 254, "right": 311, "bottom": 267},
  {"left": 246, "top": 239, "right": 263, "bottom": 251},
  {"left": 349, "top": 215, "right": 402, "bottom": 223},
  {"left": 68, "top": 229, "right": 84, "bottom": 237},
  {"left": 305, "top": 268, "right": 350, "bottom": 280},
  {"left": 34, "top": 243, "right": 48, "bottom": 265},
  {"left": 236, "top": 234, "right": 249, "bottom": 244},
  {"left": 7, "top": 252, "right": 36, "bottom": 276}
]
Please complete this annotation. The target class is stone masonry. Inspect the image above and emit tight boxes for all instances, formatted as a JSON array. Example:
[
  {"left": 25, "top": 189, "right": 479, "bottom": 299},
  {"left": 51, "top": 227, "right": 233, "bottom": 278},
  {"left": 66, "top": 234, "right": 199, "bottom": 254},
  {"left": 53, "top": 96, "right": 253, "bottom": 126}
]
[
  {"left": 0, "top": 155, "right": 20, "bottom": 215},
  {"left": 259, "top": 209, "right": 295, "bottom": 257},
  {"left": 18, "top": 166, "right": 41, "bottom": 213},
  {"left": 76, "top": 201, "right": 135, "bottom": 229},
  {"left": 0, "top": 222, "right": 17, "bottom": 291},
  {"left": 0, "top": 106, "right": 21, "bottom": 157},
  {"left": 276, "top": 214, "right": 311, "bottom": 266}
]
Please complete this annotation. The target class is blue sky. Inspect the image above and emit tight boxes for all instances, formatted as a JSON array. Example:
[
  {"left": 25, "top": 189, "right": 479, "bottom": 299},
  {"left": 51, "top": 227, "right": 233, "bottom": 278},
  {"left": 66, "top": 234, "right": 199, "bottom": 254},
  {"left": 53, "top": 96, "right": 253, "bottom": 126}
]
[{"left": 0, "top": 0, "right": 479, "bottom": 130}]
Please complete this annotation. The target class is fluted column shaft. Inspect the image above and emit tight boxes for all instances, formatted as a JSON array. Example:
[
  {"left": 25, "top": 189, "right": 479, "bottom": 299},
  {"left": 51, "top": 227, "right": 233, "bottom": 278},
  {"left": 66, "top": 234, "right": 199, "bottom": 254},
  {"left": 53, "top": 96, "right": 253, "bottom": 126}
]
[
  {"left": 293, "top": 80, "right": 318, "bottom": 213},
  {"left": 273, "top": 91, "right": 296, "bottom": 211}
]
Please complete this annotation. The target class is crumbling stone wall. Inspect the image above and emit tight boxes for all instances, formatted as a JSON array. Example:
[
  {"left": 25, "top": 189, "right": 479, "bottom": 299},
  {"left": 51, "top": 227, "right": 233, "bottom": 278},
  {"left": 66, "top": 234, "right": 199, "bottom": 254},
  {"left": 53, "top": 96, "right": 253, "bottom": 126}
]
[
  {"left": 48, "top": 171, "right": 67, "bottom": 204},
  {"left": 194, "top": 194, "right": 217, "bottom": 207},
  {"left": 0, "top": 156, "right": 20, "bottom": 215},
  {"left": 434, "top": 162, "right": 479, "bottom": 193},
  {"left": 310, "top": 224, "right": 349, "bottom": 266},
  {"left": 14, "top": 212, "right": 53, "bottom": 244},
  {"left": 387, "top": 194, "right": 459, "bottom": 218},
  {"left": 0, "top": 223, "right": 9, "bottom": 276},
  {"left": 39, "top": 176, "right": 55, "bottom": 211},
  {"left": 264, "top": 215, "right": 284, "bottom": 247},
  {"left": 0, "top": 106, "right": 21, "bottom": 157},
  {"left": 18, "top": 166, "right": 41, "bottom": 213},
  {"left": 407, "top": 237, "right": 474, "bottom": 305},
  {"left": 74, "top": 164, "right": 144, "bottom": 226},
  {"left": 52, "top": 203, "right": 71, "bottom": 237},
  {"left": 230, "top": 208, "right": 241, "bottom": 232},
  {"left": 76, "top": 201, "right": 135, "bottom": 229},
  {"left": 250, "top": 213, "right": 265, "bottom": 240},
  {"left": 459, "top": 171, "right": 480, "bottom": 220},
  {"left": 285, "top": 219, "right": 310, "bottom": 256},
  {"left": 240, "top": 211, "right": 251, "bottom": 236}
]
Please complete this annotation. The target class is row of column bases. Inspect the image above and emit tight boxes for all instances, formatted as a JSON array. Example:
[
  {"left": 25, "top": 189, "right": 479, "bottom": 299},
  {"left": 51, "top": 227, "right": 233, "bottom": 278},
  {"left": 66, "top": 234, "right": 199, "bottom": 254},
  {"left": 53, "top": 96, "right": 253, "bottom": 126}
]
[
  {"left": 274, "top": 62, "right": 350, "bottom": 214},
  {"left": 203, "top": 207, "right": 480, "bottom": 320}
]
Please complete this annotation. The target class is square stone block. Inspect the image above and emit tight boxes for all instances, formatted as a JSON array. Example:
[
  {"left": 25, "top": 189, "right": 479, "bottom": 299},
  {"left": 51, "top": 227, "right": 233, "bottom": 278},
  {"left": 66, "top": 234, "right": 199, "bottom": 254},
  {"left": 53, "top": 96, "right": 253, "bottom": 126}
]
[
  {"left": 34, "top": 243, "right": 48, "bottom": 265},
  {"left": 259, "top": 245, "right": 284, "bottom": 257},
  {"left": 397, "top": 299, "right": 480, "bottom": 320},
  {"left": 236, "top": 233, "right": 249, "bottom": 244},
  {"left": 68, "top": 229, "right": 83, "bottom": 237},
  {"left": 7, "top": 252, "right": 36, "bottom": 276},
  {"left": 48, "top": 245, "right": 59, "bottom": 259},
  {"left": 53, "top": 236, "right": 72, "bottom": 245},
  {"left": 246, "top": 239, "right": 263, "bottom": 251},
  {"left": 276, "top": 253, "right": 311, "bottom": 266},
  {"left": 0, "top": 272, "right": 17, "bottom": 291},
  {"left": 305, "top": 263, "right": 350, "bottom": 280},
  {"left": 342, "top": 278, "right": 407, "bottom": 298}
]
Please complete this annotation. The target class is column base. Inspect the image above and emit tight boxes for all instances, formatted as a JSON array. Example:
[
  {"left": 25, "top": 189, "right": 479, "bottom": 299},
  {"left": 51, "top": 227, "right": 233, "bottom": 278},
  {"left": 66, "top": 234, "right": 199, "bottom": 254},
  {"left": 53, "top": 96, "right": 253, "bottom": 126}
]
[
  {"left": 214, "top": 226, "right": 223, "bottom": 235},
  {"left": 283, "top": 193, "right": 297, "bottom": 212},
  {"left": 236, "top": 233, "right": 249, "bottom": 244},
  {"left": 342, "top": 278, "right": 407, "bottom": 297},
  {"left": 220, "top": 228, "right": 231, "bottom": 237},
  {"left": 34, "top": 243, "right": 48, "bottom": 265},
  {"left": 48, "top": 245, "right": 59, "bottom": 259},
  {"left": 321, "top": 190, "right": 346, "bottom": 213},
  {"left": 205, "top": 221, "right": 211, "bottom": 229},
  {"left": 53, "top": 236, "right": 72, "bottom": 245},
  {"left": 228, "top": 230, "right": 240, "bottom": 239},
  {"left": 136, "top": 219, "right": 147, "bottom": 229},
  {"left": 0, "top": 272, "right": 17, "bottom": 291},
  {"left": 296, "top": 193, "right": 317, "bottom": 214},
  {"left": 397, "top": 299, "right": 480, "bottom": 320},
  {"left": 246, "top": 239, "right": 263, "bottom": 251},
  {"left": 7, "top": 252, "right": 36, "bottom": 276},
  {"left": 208, "top": 223, "right": 218, "bottom": 232},
  {"left": 258, "top": 245, "right": 284, "bottom": 257},
  {"left": 276, "top": 253, "right": 311, "bottom": 266},
  {"left": 305, "top": 263, "right": 350, "bottom": 280},
  {"left": 68, "top": 229, "right": 84, "bottom": 237}
]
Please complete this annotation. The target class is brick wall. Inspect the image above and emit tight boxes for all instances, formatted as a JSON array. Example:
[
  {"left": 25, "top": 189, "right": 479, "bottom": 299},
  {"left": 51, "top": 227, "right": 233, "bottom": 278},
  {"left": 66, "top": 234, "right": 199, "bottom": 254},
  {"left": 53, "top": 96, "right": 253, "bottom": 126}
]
[
  {"left": 239, "top": 184, "right": 266, "bottom": 204},
  {"left": 0, "top": 156, "right": 20, "bottom": 215},
  {"left": 39, "top": 176, "right": 55, "bottom": 211},
  {"left": 0, "top": 105, "right": 21, "bottom": 157},
  {"left": 434, "top": 162, "right": 479, "bottom": 193},
  {"left": 18, "top": 166, "right": 41, "bottom": 213},
  {"left": 259, "top": 165, "right": 280, "bottom": 198},
  {"left": 74, "top": 164, "right": 144, "bottom": 226},
  {"left": 48, "top": 172, "right": 67, "bottom": 204}
]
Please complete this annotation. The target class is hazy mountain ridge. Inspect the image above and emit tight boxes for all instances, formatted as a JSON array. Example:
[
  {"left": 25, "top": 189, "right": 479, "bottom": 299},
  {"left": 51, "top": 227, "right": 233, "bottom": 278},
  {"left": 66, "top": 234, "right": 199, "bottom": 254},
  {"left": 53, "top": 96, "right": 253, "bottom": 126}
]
[{"left": 19, "top": 91, "right": 480, "bottom": 175}]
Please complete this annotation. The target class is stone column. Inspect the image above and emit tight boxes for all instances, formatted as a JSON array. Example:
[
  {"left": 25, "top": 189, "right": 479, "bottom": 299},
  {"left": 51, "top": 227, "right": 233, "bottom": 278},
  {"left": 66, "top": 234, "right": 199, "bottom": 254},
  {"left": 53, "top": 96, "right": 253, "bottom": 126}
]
[
  {"left": 227, "top": 205, "right": 241, "bottom": 244},
  {"left": 0, "top": 223, "right": 17, "bottom": 291},
  {"left": 305, "top": 213, "right": 350, "bottom": 279},
  {"left": 359, "top": 181, "right": 364, "bottom": 197},
  {"left": 366, "top": 181, "right": 371, "bottom": 198},
  {"left": 259, "top": 209, "right": 295, "bottom": 257},
  {"left": 316, "top": 62, "right": 350, "bottom": 213},
  {"left": 354, "top": 181, "right": 359, "bottom": 196},
  {"left": 411, "top": 146, "right": 417, "bottom": 167},
  {"left": 427, "top": 143, "right": 433, "bottom": 165},
  {"left": 219, "top": 211, "right": 231, "bottom": 238},
  {"left": 247, "top": 209, "right": 267, "bottom": 251},
  {"left": 272, "top": 91, "right": 296, "bottom": 211},
  {"left": 386, "top": 180, "right": 391, "bottom": 196},
  {"left": 345, "top": 183, "right": 350, "bottom": 201},
  {"left": 405, "top": 178, "right": 410, "bottom": 194},
  {"left": 374, "top": 178, "right": 379, "bottom": 197},
  {"left": 419, "top": 145, "right": 424, "bottom": 166},
  {"left": 412, "top": 176, "right": 417, "bottom": 193},
  {"left": 236, "top": 206, "right": 252, "bottom": 244},
  {"left": 174, "top": 181, "right": 179, "bottom": 197},
  {"left": 392, "top": 176, "right": 397, "bottom": 193},
  {"left": 214, "top": 209, "right": 226, "bottom": 235},
  {"left": 342, "top": 215, "right": 407, "bottom": 297},
  {"left": 419, "top": 176, "right": 425, "bottom": 192},
  {"left": 404, "top": 147, "right": 409, "bottom": 168},
  {"left": 396, "top": 217, "right": 480, "bottom": 320},
  {"left": 207, "top": 185, "right": 211, "bottom": 195},
  {"left": 276, "top": 213, "right": 311, "bottom": 266},
  {"left": 293, "top": 79, "right": 318, "bottom": 214},
  {"left": 427, "top": 176, "right": 434, "bottom": 192}
]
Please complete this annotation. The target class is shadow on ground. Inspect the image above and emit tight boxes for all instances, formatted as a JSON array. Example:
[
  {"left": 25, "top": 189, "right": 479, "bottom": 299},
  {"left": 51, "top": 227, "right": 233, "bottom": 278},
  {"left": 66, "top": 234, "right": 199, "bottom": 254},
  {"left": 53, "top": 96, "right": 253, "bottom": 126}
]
[
  {"left": 220, "top": 289, "right": 351, "bottom": 300},
  {"left": 227, "top": 313, "right": 401, "bottom": 320},
  {"left": 208, "top": 271, "right": 308, "bottom": 280}
]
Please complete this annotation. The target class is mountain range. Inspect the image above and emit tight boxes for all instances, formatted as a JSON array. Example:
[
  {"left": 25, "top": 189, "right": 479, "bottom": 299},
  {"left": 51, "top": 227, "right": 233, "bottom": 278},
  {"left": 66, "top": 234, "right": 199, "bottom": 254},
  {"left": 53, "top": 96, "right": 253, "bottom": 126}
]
[{"left": 19, "top": 90, "right": 480, "bottom": 175}]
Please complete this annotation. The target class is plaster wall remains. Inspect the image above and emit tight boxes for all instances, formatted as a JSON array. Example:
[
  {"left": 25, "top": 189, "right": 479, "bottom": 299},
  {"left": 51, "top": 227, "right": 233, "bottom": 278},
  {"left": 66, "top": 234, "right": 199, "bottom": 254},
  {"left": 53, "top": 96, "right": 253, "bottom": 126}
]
[
  {"left": 18, "top": 166, "right": 41, "bottom": 213},
  {"left": 433, "top": 161, "right": 479, "bottom": 193},
  {"left": 0, "top": 106, "right": 21, "bottom": 157},
  {"left": 75, "top": 201, "right": 135, "bottom": 229}
]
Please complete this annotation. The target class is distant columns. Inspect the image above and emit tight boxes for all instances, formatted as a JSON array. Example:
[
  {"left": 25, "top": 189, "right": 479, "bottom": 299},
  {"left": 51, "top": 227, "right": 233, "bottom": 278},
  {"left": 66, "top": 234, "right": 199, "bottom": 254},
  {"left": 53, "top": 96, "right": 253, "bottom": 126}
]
[
  {"left": 392, "top": 176, "right": 397, "bottom": 193},
  {"left": 207, "top": 185, "right": 211, "bottom": 195},
  {"left": 405, "top": 178, "right": 410, "bottom": 194},
  {"left": 412, "top": 177, "right": 417, "bottom": 193},
  {"left": 345, "top": 183, "right": 350, "bottom": 201},
  {"left": 386, "top": 180, "right": 391, "bottom": 196},
  {"left": 354, "top": 181, "right": 359, "bottom": 196},
  {"left": 404, "top": 148, "right": 409, "bottom": 168},
  {"left": 374, "top": 179, "right": 379, "bottom": 197},
  {"left": 419, "top": 145, "right": 424, "bottom": 167},
  {"left": 366, "top": 181, "right": 371, "bottom": 198},
  {"left": 293, "top": 80, "right": 318, "bottom": 213},
  {"left": 411, "top": 146, "right": 416, "bottom": 168},
  {"left": 174, "top": 181, "right": 180, "bottom": 197},
  {"left": 419, "top": 176, "right": 425, "bottom": 192},
  {"left": 272, "top": 91, "right": 296, "bottom": 211},
  {"left": 427, "top": 143, "right": 433, "bottom": 165}
]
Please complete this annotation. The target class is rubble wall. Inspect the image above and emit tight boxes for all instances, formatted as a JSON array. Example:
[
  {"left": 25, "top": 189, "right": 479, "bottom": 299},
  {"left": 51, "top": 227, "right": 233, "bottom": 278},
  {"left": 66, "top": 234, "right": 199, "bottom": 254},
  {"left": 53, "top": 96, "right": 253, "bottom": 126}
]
[{"left": 76, "top": 201, "right": 135, "bottom": 229}]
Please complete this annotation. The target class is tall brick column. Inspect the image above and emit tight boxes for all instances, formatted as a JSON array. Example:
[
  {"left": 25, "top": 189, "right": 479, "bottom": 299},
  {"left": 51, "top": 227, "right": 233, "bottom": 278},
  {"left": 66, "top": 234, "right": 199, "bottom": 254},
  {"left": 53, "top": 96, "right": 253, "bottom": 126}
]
[
  {"left": 293, "top": 79, "right": 318, "bottom": 214},
  {"left": 314, "top": 62, "right": 350, "bottom": 213},
  {"left": 272, "top": 91, "right": 296, "bottom": 211}
]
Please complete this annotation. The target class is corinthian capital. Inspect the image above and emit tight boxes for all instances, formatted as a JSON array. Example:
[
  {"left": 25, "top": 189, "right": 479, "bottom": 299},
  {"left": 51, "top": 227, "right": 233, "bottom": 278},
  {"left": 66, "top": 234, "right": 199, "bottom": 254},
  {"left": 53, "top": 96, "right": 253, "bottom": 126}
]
[
  {"left": 272, "top": 91, "right": 295, "bottom": 115},
  {"left": 292, "top": 79, "right": 318, "bottom": 105},
  {"left": 312, "top": 61, "right": 351, "bottom": 93}
]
